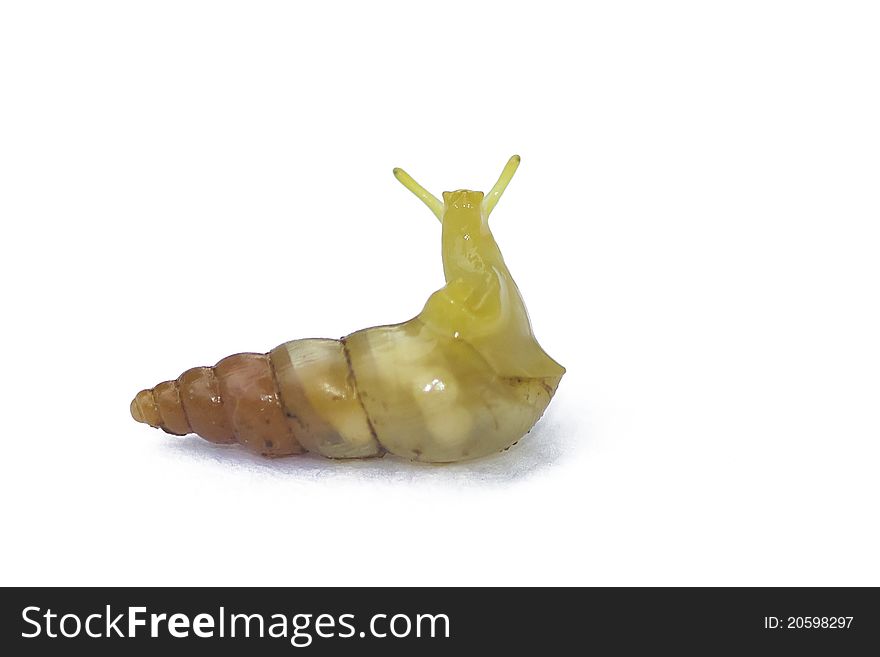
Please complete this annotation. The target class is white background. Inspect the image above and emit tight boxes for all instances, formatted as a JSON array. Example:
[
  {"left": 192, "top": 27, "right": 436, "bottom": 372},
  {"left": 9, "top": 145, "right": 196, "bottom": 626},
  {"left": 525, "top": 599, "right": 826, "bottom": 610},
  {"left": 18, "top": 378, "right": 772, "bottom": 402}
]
[{"left": 1, "top": 2, "right": 878, "bottom": 586}]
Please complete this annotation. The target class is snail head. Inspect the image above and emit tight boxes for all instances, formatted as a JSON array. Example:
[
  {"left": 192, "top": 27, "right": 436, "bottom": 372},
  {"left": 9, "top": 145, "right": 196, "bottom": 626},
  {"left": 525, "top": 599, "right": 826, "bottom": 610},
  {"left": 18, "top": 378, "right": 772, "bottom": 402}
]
[{"left": 393, "top": 155, "right": 521, "bottom": 225}]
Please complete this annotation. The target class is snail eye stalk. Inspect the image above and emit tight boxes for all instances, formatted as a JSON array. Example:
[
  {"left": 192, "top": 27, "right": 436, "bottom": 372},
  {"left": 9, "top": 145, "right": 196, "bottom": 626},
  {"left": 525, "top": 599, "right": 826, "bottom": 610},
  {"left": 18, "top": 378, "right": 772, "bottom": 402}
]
[
  {"left": 482, "top": 154, "right": 520, "bottom": 218},
  {"left": 392, "top": 166, "right": 443, "bottom": 222}
]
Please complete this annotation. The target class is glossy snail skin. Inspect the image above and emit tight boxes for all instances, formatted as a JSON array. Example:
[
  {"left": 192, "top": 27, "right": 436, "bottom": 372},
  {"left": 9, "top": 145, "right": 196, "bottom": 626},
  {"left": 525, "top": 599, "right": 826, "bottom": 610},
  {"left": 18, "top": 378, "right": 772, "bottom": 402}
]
[{"left": 131, "top": 156, "right": 565, "bottom": 463}]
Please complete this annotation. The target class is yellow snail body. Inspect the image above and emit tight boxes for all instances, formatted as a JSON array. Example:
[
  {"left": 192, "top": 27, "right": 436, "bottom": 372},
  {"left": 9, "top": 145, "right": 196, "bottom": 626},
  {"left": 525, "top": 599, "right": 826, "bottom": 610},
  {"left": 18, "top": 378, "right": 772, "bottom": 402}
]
[{"left": 131, "top": 156, "right": 565, "bottom": 463}]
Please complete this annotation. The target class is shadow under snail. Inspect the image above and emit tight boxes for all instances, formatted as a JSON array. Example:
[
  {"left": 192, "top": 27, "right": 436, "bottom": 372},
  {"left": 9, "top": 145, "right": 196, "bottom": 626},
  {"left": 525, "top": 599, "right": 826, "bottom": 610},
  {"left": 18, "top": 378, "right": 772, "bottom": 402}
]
[{"left": 130, "top": 155, "right": 565, "bottom": 463}]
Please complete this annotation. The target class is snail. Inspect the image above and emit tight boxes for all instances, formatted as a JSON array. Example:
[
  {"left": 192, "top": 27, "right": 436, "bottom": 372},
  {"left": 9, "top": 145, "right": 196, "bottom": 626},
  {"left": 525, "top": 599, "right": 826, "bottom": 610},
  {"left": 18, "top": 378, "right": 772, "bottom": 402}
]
[{"left": 130, "top": 155, "right": 565, "bottom": 463}]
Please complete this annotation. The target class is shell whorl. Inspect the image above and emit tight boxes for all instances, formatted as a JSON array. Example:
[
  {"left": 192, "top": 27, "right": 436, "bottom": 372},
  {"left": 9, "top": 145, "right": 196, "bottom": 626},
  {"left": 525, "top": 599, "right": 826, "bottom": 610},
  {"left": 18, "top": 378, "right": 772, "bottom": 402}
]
[
  {"left": 131, "top": 353, "right": 304, "bottom": 457},
  {"left": 130, "top": 341, "right": 382, "bottom": 459}
]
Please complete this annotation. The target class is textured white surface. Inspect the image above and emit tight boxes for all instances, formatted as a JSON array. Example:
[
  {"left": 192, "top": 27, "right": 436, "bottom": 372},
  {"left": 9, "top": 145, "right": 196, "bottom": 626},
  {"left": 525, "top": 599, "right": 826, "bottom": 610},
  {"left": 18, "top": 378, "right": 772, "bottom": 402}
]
[{"left": 1, "top": 1, "right": 879, "bottom": 586}]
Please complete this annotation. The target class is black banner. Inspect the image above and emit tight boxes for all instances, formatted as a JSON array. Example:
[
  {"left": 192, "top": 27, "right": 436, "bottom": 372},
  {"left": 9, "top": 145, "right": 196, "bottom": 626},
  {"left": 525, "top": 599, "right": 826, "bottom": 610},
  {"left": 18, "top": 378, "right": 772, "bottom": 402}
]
[{"left": 2, "top": 587, "right": 876, "bottom": 654}]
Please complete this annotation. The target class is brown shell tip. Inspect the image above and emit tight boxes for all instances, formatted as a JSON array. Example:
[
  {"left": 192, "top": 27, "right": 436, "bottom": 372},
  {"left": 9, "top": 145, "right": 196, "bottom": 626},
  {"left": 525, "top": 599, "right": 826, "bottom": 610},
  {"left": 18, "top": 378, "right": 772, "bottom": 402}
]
[{"left": 130, "top": 395, "right": 145, "bottom": 424}]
